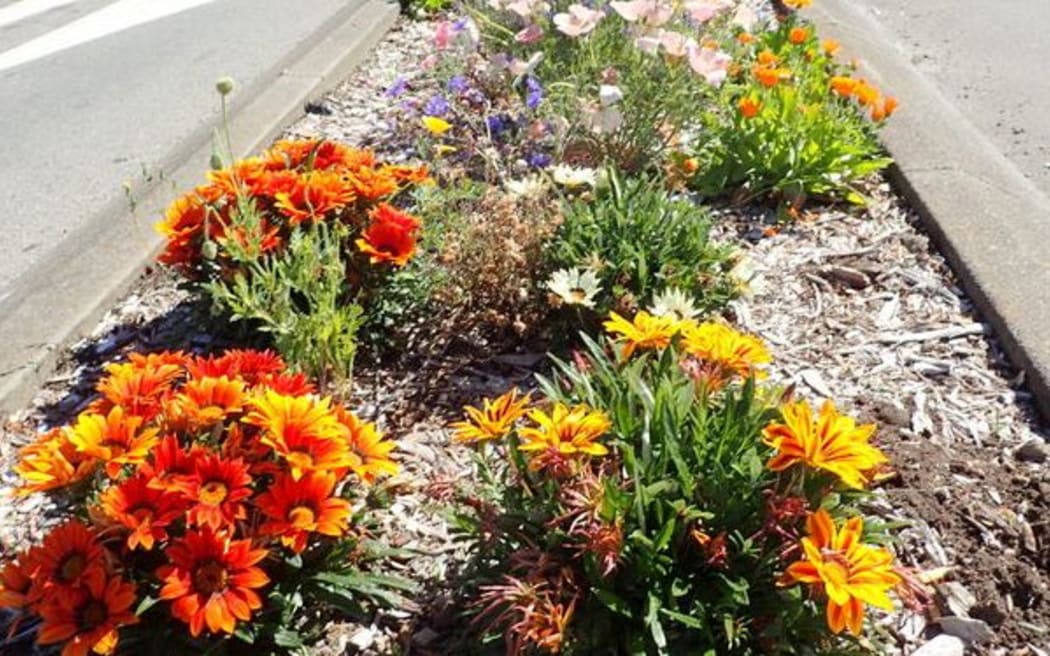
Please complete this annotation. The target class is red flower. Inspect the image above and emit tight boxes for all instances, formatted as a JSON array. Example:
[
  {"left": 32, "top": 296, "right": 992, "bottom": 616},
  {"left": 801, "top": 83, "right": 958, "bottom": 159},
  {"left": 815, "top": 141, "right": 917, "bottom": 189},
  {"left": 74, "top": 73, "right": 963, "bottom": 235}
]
[
  {"left": 36, "top": 574, "right": 138, "bottom": 656},
  {"left": 157, "top": 527, "right": 269, "bottom": 637},
  {"left": 178, "top": 453, "right": 253, "bottom": 530},
  {"left": 255, "top": 472, "right": 352, "bottom": 553},
  {"left": 98, "top": 474, "right": 186, "bottom": 551},
  {"left": 186, "top": 350, "right": 285, "bottom": 386},
  {"left": 355, "top": 203, "right": 420, "bottom": 267},
  {"left": 28, "top": 520, "right": 107, "bottom": 602}
]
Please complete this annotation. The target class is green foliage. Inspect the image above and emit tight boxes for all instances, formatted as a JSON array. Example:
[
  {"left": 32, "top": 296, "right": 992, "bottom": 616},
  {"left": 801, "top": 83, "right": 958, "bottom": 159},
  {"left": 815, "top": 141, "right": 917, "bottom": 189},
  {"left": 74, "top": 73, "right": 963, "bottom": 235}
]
[
  {"left": 691, "top": 18, "right": 893, "bottom": 205},
  {"left": 546, "top": 172, "right": 737, "bottom": 319},
  {"left": 206, "top": 220, "right": 363, "bottom": 386}
]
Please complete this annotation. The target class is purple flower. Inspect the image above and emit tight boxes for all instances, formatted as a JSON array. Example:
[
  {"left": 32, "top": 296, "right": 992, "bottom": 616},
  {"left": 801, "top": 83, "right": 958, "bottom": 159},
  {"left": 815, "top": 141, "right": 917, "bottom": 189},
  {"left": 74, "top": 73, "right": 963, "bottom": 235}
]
[
  {"left": 526, "top": 152, "right": 552, "bottom": 169},
  {"left": 453, "top": 17, "right": 469, "bottom": 31},
  {"left": 525, "top": 75, "right": 543, "bottom": 110},
  {"left": 385, "top": 76, "right": 408, "bottom": 98},
  {"left": 447, "top": 75, "right": 469, "bottom": 94},
  {"left": 425, "top": 94, "right": 450, "bottom": 116},
  {"left": 486, "top": 113, "right": 515, "bottom": 137}
]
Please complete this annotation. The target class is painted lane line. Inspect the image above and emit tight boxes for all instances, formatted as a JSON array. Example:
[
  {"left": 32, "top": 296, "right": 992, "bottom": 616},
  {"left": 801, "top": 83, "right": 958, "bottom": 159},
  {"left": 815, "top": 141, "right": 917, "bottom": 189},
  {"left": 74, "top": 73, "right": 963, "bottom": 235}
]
[
  {"left": 0, "top": 0, "right": 80, "bottom": 31},
  {"left": 0, "top": 0, "right": 220, "bottom": 74}
]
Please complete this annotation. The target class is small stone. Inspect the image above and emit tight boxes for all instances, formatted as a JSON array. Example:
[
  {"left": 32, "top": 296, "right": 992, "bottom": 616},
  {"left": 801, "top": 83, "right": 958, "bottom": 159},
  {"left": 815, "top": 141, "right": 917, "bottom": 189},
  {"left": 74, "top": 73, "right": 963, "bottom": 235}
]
[
  {"left": 939, "top": 615, "right": 995, "bottom": 643},
  {"left": 913, "top": 634, "right": 966, "bottom": 656},
  {"left": 938, "top": 581, "right": 977, "bottom": 617},
  {"left": 1015, "top": 439, "right": 1049, "bottom": 464},
  {"left": 348, "top": 626, "right": 376, "bottom": 651}
]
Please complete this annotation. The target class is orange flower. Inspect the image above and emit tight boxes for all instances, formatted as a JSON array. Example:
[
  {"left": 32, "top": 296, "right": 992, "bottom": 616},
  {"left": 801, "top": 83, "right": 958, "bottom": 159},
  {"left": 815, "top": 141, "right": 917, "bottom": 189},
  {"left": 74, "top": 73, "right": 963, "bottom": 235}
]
[
  {"left": 256, "top": 371, "right": 316, "bottom": 397},
  {"left": 784, "top": 509, "right": 900, "bottom": 636},
  {"left": 256, "top": 471, "right": 351, "bottom": 553},
  {"left": 852, "top": 80, "right": 880, "bottom": 107},
  {"left": 822, "top": 38, "right": 840, "bottom": 56},
  {"left": 382, "top": 163, "right": 431, "bottom": 185},
  {"left": 336, "top": 407, "right": 400, "bottom": 484},
  {"left": 763, "top": 399, "right": 888, "bottom": 489},
  {"left": 67, "top": 407, "right": 160, "bottom": 478},
  {"left": 518, "top": 403, "right": 611, "bottom": 471},
  {"left": 139, "top": 434, "right": 197, "bottom": 492},
  {"left": 244, "top": 390, "right": 352, "bottom": 480},
  {"left": 736, "top": 32, "right": 754, "bottom": 45},
  {"left": 783, "top": 0, "right": 812, "bottom": 7},
  {"left": 603, "top": 311, "right": 678, "bottom": 359},
  {"left": 178, "top": 453, "right": 253, "bottom": 530},
  {"left": 0, "top": 554, "right": 35, "bottom": 610},
  {"left": 738, "top": 97, "right": 762, "bottom": 119},
  {"left": 157, "top": 527, "right": 269, "bottom": 637},
  {"left": 29, "top": 520, "right": 107, "bottom": 602},
  {"left": 98, "top": 474, "right": 186, "bottom": 551},
  {"left": 829, "top": 75, "right": 857, "bottom": 97},
  {"left": 355, "top": 203, "right": 421, "bottom": 267},
  {"left": 36, "top": 574, "right": 139, "bottom": 656},
  {"left": 753, "top": 64, "right": 790, "bottom": 88},
  {"left": 187, "top": 349, "right": 285, "bottom": 385},
  {"left": 273, "top": 170, "right": 355, "bottom": 224},
  {"left": 788, "top": 26, "right": 809, "bottom": 44},
  {"left": 156, "top": 194, "right": 214, "bottom": 269},
  {"left": 756, "top": 50, "right": 779, "bottom": 66},
  {"left": 94, "top": 358, "right": 183, "bottom": 421},
  {"left": 164, "top": 375, "right": 247, "bottom": 432},
  {"left": 15, "top": 428, "right": 98, "bottom": 495},
  {"left": 206, "top": 157, "right": 268, "bottom": 199},
  {"left": 871, "top": 95, "right": 899, "bottom": 122},
  {"left": 345, "top": 167, "right": 400, "bottom": 200},
  {"left": 679, "top": 321, "right": 771, "bottom": 385},
  {"left": 451, "top": 388, "right": 531, "bottom": 443}
]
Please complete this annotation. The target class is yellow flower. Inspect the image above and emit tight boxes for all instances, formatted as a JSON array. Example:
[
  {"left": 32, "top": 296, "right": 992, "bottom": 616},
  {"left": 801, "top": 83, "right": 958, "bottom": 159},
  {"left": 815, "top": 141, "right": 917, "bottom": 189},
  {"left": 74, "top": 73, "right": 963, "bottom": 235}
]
[
  {"left": 679, "top": 321, "right": 771, "bottom": 384},
  {"left": 603, "top": 311, "right": 678, "bottom": 359},
  {"left": 450, "top": 389, "right": 531, "bottom": 443},
  {"left": 784, "top": 509, "right": 900, "bottom": 636},
  {"left": 518, "top": 403, "right": 611, "bottom": 467},
  {"left": 762, "top": 400, "right": 887, "bottom": 489},
  {"left": 422, "top": 116, "right": 452, "bottom": 135},
  {"left": 783, "top": 0, "right": 812, "bottom": 8}
]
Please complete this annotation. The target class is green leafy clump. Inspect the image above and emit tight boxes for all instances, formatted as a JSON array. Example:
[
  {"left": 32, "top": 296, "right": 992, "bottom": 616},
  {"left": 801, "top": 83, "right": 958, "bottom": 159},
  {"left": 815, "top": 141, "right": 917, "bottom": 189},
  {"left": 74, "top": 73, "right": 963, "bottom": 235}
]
[
  {"left": 545, "top": 172, "right": 738, "bottom": 322},
  {"left": 690, "top": 17, "right": 894, "bottom": 205}
]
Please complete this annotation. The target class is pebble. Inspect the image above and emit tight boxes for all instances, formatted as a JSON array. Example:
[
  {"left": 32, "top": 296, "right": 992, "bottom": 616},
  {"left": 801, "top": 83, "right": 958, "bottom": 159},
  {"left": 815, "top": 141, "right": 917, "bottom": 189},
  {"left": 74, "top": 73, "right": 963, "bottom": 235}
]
[
  {"left": 1015, "top": 439, "right": 1049, "bottom": 464},
  {"left": 938, "top": 581, "right": 977, "bottom": 617},
  {"left": 939, "top": 615, "right": 995, "bottom": 643},
  {"left": 913, "top": 634, "right": 966, "bottom": 656}
]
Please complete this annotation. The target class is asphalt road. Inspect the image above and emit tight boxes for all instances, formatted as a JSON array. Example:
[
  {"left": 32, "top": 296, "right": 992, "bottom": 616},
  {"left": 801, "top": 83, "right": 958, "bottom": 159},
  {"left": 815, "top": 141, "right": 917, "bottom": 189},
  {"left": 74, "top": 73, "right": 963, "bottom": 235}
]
[
  {"left": 846, "top": 0, "right": 1050, "bottom": 198},
  {"left": 0, "top": 0, "right": 364, "bottom": 295}
]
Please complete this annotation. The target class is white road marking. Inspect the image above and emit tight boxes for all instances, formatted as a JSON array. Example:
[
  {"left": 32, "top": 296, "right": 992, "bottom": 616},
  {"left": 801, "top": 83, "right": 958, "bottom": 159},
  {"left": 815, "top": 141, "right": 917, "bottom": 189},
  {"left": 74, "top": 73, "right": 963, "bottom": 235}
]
[
  {"left": 0, "top": 0, "right": 220, "bottom": 73},
  {"left": 0, "top": 0, "right": 80, "bottom": 30}
]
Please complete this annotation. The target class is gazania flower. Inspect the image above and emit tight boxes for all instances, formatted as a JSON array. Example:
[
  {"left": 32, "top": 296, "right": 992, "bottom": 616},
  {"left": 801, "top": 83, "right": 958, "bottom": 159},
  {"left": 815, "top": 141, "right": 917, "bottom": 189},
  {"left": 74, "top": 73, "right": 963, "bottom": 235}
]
[
  {"left": 187, "top": 349, "right": 284, "bottom": 386},
  {"left": 784, "top": 509, "right": 900, "bottom": 635},
  {"left": 518, "top": 403, "right": 611, "bottom": 471},
  {"left": 0, "top": 554, "right": 34, "bottom": 610},
  {"left": 256, "top": 472, "right": 351, "bottom": 552},
  {"left": 256, "top": 371, "right": 315, "bottom": 397},
  {"left": 336, "top": 407, "right": 400, "bottom": 484},
  {"left": 830, "top": 75, "right": 857, "bottom": 97},
  {"left": 98, "top": 474, "right": 186, "bottom": 550},
  {"left": 381, "top": 163, "right": 430, "bottom": 186},
  {"left": 179, "top": 453, "right": 253, "bottom": 530},
  {"left": 852, "top": 80, "right": 880, "bottom": 107},
  {"left": 157, "top": 527, "right": 269, "bottom": 637},
  {"left": 139, "top": 435, "right": 197, "bottom": 492},
  {"left": 94, "top": 358, "right": 183, "bottom": 421},
  {"left": 67, "top": 407, "right": 160, "bottom": 478},
  {"left": 738, "top": 96, "right": 762, "bottom": 118},
  {"left": 679, "top": 321, "right": 771, "bottom": 385},
  {"left": 243, "top": 391, "right": 351, "bottom": 480},
  {"left": 30, "top": 520, "right": 107, "bottom": 600},
  {"left": 36, "top": 574, "right": 138, "bottom": 656},
  {"left": 783, "top": 0, "right": 812, "bottom": 7},
  {"left": 753, "top": 63, "right": 791, "bottom": 87},
  {"left": 603, "top": 311, "right": 679, "bottom": 359},
  {"left": 164, "top": 376, "right": 247, "bottom": 432},
  {"left": 355, "top": 205, "right": 419, "bottom": 267},
  {"left": 823, "top": 38, "right": 841, "bottom": 56},
  {"left": 649, "top": 287, "right": 701, "bottom": 321},
  {"left": 273, "top": 170, "right": 355, "bottom": 224},
  {"left": 546, "top": 267, "right": 602, "bottom": 308},
  {"left": 345, "top": 166, "right": 400, "bottom": 200},
  {"left": 369, "top": 202, "right": 422, "bottom": 232},
  {"left": 451, "top": 388, "right": 531, "bottom": 443},
  {"left": 763, "top": 399, "right": 888, "bottom": 489},
  {"left": 870, "top": 96, "right": 899, "bottom": 122},
  {"left": 156, "top": 194, "right": 213, "bottom": 269},
  {"left": 15, "top": 428, "right": 98, "bottom": 495}
]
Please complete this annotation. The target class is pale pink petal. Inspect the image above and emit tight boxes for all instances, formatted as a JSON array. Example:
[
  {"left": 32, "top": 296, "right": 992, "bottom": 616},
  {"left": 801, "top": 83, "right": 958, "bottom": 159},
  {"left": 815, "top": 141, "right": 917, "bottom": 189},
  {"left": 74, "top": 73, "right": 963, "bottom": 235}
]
[
  {"left": 687, "top": 44, "right": 732, "bottom": 86},
  {"left": 516, "top": 23, "right": 545, "bottom": 43}
]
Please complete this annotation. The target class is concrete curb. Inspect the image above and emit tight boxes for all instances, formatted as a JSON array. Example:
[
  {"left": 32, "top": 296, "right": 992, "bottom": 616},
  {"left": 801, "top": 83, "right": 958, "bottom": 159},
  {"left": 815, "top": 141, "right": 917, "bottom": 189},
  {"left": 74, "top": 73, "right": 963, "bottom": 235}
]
[
  {"left": 0, "top": 0, "right": 400, "bottom": 415},
  {"left": 810, "top": 0, "right": 1050, "bottom": 420}
]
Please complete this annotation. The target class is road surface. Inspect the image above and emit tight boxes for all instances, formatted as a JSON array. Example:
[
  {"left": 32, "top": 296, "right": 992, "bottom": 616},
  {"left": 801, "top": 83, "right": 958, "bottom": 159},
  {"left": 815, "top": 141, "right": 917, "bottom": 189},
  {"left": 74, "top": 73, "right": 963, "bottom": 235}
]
[
  {"left": 844, "top": 0, "right": 1050, "bottom": 198},
  {"left": 0, "top": 0, "right": 366, "bottom": 296}
]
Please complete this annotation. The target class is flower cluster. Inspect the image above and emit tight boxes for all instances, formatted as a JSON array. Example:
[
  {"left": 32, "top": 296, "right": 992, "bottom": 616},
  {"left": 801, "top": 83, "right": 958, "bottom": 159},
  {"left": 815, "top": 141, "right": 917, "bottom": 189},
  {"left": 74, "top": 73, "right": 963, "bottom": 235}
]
[
  {"left": 450, "top": 308, "right": 904, "bottom": 653},
  {"left": 157, "top": 139, "right": 429, "bottom": 276},
  {"left": 4, "top": 349, "right": 399, "bottom": 653}
]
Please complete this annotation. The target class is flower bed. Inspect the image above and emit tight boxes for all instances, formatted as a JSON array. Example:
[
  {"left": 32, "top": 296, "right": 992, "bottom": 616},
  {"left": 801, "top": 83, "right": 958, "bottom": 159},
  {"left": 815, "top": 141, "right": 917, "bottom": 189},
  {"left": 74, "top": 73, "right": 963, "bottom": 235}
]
[{"left": 2, "top": 1, "right": 1049, "bottom": 655}]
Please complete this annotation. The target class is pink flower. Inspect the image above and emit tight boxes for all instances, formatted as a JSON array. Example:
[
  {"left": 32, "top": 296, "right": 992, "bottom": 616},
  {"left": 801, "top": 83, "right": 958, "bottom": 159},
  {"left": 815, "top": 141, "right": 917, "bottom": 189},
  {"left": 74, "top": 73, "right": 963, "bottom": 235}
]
[
  {"left": 434, "top": 21, "right": 453, "bottom": 50},
  {"left": 610, "top": 0, "right": 673, "bottom": 27},
  {"left": 553, "top": 4, "right": 604, "bottom": 37},
  {"left": 683, "top": 0, "right": 731, "bottom": 24},
  {"left": 420, "top": 54, "right": 439, "bottom": 71},
  {"left": 657, "top": 29, "right": 692, "bottom": 58},
  {"left": 506, "top": 0, "right": 549, "bottom": 18},
  {"left": 687, "top": 43, "right": 731, "bottom": 86},
  {"left": 516, "top": 23, "right": 545, "bottom": 44}
]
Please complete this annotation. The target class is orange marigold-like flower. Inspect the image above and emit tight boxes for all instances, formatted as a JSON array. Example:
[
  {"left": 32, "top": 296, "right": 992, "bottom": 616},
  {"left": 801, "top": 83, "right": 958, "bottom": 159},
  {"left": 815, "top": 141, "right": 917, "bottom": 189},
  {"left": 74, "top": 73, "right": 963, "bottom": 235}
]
[
  {"left": 451, "top": 388, "right": 531, "bottom": 443},
  {"left": 822, "top": 38, "right": 841, "bottom": 56},
  {"left": 788, "top": 26, "right": 809, "bottom": 44},
  {"left": 335, "top": 406, "right": 400, "bottom": 484},
  {"left": 603, "top": 311, "right": 679, "bottom": 359},
  {"left": 164, "top": 375, "right": 247, "bottom": 433},
  {"left": 679, "top": 321, "right": 771, "bottom": 385},
  {"left": 852, "top": 79, "right": 880, "bottom": 107},
  {"left": 0, "top": 554, "right": 35, "bottom": 610},
  {"left": 156, "top": 194, "right": 214, "bottom": 269},
  {"left": 93, "top": 358, "right": 183, "bottom": 421},
  {"left": 382, "top": 163, "right": 430, "bottom": 185},
  {"left": 273, "top": 170, "right": 355, "bottom": 224},
  {"left": 36, "top": 573, "right": 138, "bottom": 656},
  {"left": 763, "top": 399, "right": 888, "bottom": 489},
  {"left": 15, "top": 428, "right": 98, "bottom": 495},
  {"left": 256, "top": 471, "right": 351, "bottom": 553},
  {"left": 29, "top": 520, "right": 107, "bottom": 602},
  {"left": 830, "top": 75, "right": 857, "bottom": 97},
  {"left": 756, "top": 50, "right": 779, "bottom": 66},
  {"left": 98, "top": 474, "right": 186, "bottom": 551},
  {"left": 738, "top": 97, "right": 762, "bottom": 118},
  {"left": 518, "top": 403, "right": 611, "bottom": 472},
  {"left": 187, "top": 349, "right": 285, "bottom": 386},
  {"left": 157, "top": 527, "right": 269, "bottom": 637},
  {"left": 256, "top": 371, "right": 316, "bottom": 397},
  {"left": 870, "top": 95, "right": 899, "bottom": 122},
  {"left": 753, "top": 64, "right": 791, "bottom": 88},
  {"left": 784, "top": 509, "right": 900, "bottom": 636},
  {"left": 178, "top": 453, "right": 253, "bottom": 530},
  {"left": 782, "top": 0, "right": 812, "bottom": 8},
  {"left": 244, "top": 390, "right": 351, "bottom": 480},
  {"left": 139, "top": 434, "right": 198, "bottom": 492},
  {"left": 355, "top": 203, "right": 421, "bottom": 267},
  {"left": 345, "top": 167, "right": 400, "bottom": 201},
  {"left": 67, "top": 407, "right": 160, "bottom": 478}
]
